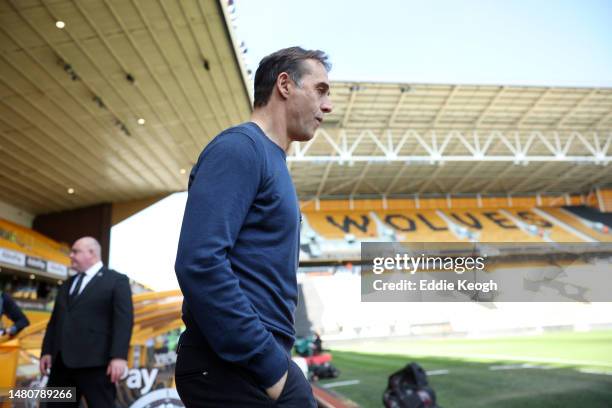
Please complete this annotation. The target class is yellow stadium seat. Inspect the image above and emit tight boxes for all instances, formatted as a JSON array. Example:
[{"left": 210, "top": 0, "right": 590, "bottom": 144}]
[
  {"left": 306, "top": 211, "right": 378, "bottom": 239},
  {"left": 378, "top": 210, "right": 463, "bottom": 242}
]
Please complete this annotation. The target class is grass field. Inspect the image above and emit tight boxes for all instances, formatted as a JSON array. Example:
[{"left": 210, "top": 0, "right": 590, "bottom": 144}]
[{"left": 317, "top": 330, "right": 612, "bottom": 408}]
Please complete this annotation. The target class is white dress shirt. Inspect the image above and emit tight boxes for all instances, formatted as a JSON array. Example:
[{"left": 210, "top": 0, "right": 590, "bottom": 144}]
[{"left": 69, "top": 261, "right": 103, "bottom": 296}]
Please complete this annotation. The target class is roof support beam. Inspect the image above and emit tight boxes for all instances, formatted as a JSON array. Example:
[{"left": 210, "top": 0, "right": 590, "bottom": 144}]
[
  {"left": 507, "top": 162, "right": 555, "bottom": 193},
  {"left": 341, "top": 85, "right": 359, "bottom": 127},
  {"left": 432, "top": 85, "right": 460, "bottom": 126},
  {"left": 474, "top": 86, "right": 506, "bottom": 127},
  {"left": 479, "top": 164, "right": 518, "bottom": 193},
  {"left": 579, "top": 164, "right": 612, "bottom": 189},
  {"left": 350, "top": 162, "right": 373, "bottom": 196},
  {"left": 314, "top": 130, "right": 346, "bottom": 200},
  {"left": 383, "top": 162, "right": 411, "bottom": 195},
  {"left": 516, "top": 88, "right": 551, "bottom": 127},
  {"left": 594, "top": 111, "right": 612, "bottom": 128},
  {"left": 417, "top": 164, "right": 446, "bottom": 193},
  {"left": 556, "top": 89, "right": 598, "bottom": 128},
  {"left": 288, "top": 130, "right": 611, "bottom": 164},
  {"left": 538, "top": 164, "right": 585, "bottom": 192},
  {"left": 387, "top": 87, "right": 409, "bottom": 127},
  {"left": 451, "top": 161, "right": 483, "bottom": 193}
]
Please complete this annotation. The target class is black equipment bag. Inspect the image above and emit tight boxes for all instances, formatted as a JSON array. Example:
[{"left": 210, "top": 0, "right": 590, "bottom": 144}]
[{"left": 382, "top": 362, "right": 441, "bottom": 408}]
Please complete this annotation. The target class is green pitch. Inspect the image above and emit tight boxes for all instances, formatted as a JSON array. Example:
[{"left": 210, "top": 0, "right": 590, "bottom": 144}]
[{"left": 318, "top": 330, "right": 612, "bottom": 408}]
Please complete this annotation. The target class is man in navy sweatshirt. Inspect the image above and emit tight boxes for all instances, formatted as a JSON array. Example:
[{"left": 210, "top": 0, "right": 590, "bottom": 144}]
[{"left": 174, "top": 47, "right": 333, "bottom": 407}]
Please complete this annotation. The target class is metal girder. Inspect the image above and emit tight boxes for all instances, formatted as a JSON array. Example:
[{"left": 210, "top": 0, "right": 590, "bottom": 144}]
[
  {"left": 288, "top": 129, "right": 612, "bottom": 164},
  {"left": 417, "top": 164, "right": 446, "bottom": 193},
  {"left": 594, "top": 111, "right": 612, "bottom": 128},
  {"left": 451, "top": 161, "right": 483, "bottom": 193},
  {"left": 320, "top": 177, "right": 361, "bottom": 197},
  {"left": 387, "top": 87, "right": 409, "bottom": 127},
  {"left": 313, "top": 130, "right": 346, "bottom": 199},
  {"left": 432, "top": 85, "right": 460, "bottom": 126},
  {"left": 474, "top": 86, "right": 506, "bottom": 127},
  {"left": 516, "top": 88, "right": 552, "bottom": 127},
  {"left": 538, "top": 165, "right": 585, "bottom": 192},
  {"left": 479, "top": 163, "right": 518, "bottom": 192},
  {"left": 349, "top": 162, "right": 373, "bottom": 196},
  {"left": 581, "top": 165, "right": 612, "bottom": 188},
  {"left": 341, "top": 85, "right": 359, "bottom": 128},
  {"left": 556, "top": 89, "right": 598, "bottom": 127},
  {"left": 508, "top": 162, "right": 556, "bottom": 193},
  {"left": 383, "top": 162, "right": 410, "bottom": 194}
]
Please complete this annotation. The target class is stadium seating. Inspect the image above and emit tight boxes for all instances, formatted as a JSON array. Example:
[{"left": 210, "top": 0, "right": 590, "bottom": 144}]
[
  {"left": 301, "top": 206, "right": 610, "bottom": 256},
  {"left": 501, "top": 209, "right": 581, "bottom": 242},
  {"left": 379, "top": 210, "right": 462, "bottom": 242},
  {"left": 440, "top": 208, "right": 545, "bottom": 242},
  {"left": 306, "top": 211, "right": 379, "bottom": 239},
  {"left": 539, "top": 208, "right": 612, "bottom": 242},
  {"left": 0, "top": 218, "right": 70, "bottom": 265}
]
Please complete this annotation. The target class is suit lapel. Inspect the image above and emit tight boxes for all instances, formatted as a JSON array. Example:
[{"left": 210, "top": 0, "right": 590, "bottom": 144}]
[{"left": 69, "top": 267, "right": 105, "bottom": 309}]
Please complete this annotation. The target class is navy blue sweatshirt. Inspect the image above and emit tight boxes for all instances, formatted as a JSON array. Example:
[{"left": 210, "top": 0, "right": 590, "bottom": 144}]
[
  {"left": 175, "top": 122, "right": 300, "bottom": 388},
  {"left": 1, "top": 292, "right": 30, "bottom": 335}
]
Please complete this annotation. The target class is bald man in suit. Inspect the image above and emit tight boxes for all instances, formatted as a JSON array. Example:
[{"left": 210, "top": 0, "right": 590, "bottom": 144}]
[{"left": 40, "top": 237, "right": 133, "bottom": 407}]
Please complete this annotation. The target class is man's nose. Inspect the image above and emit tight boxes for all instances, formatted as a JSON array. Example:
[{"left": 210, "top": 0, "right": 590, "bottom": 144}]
[{"left": 321, "top": 98, "right": 333, "bottom": 114}]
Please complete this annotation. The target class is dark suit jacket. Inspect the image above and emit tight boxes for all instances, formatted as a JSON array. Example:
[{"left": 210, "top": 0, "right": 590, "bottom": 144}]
[{"left": 41, "top": 267, "right": 134, "bottom": 368}]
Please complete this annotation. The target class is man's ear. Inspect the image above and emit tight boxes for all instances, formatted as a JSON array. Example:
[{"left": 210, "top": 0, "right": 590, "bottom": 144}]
[{"left": 276, "top": 72, "right": 291, "bottom": 100}]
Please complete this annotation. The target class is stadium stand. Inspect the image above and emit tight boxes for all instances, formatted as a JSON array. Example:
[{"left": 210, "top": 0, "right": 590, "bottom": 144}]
[
  {"left": 307, "top": 211, "right": 380, "bottom": 240},
  {"left": 564, "top": 205, "right": 612, "bottom": 233},
  {"left": 301, "top": 199, "right": 611, "bottom": 253},
  {"left": 538, "top": 208, "right": 612, "bottom": 242},
  {"left": 0, "top": 218, "right": 70, "bottom": 266}
]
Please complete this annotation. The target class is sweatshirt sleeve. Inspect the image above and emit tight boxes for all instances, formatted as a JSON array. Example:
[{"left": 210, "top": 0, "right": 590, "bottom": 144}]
[
  {"left": 174, "top": 133, "right": 288, "bottom": 388},
  {"left": 2, "top": 293, "right": 30, "bottom": 335}
]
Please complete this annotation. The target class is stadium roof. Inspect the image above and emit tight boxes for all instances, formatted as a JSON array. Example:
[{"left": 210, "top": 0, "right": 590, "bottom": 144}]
[
  {"left": 0, "top": 0, "right": 251, "bottom": 214},
  {"left": 291, "top": 82, "right": 612, "bottom": 200},
  {"left": 1, "top": 1, "right": 611, "bottom": 216}
]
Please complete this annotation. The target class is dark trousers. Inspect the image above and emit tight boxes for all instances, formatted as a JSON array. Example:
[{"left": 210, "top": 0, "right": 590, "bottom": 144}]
[
  {"left": 45, "top": 353, "right": 116, "bottom": 408},
  {"left": 175, "top": 340, "right": 316, "bottom": 407}
]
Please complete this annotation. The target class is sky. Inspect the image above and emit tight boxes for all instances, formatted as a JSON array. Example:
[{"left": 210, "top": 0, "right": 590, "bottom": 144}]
[
  {"left": 109, "top": 0, "right": 612, "bottom": 290},
  {"left": 234, "top": 0, "right": 612, "bottom": 87}
]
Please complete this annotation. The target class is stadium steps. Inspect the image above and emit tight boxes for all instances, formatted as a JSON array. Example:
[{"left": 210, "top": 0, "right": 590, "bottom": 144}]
[
  {"left": 540, "top": 208, "right": 612, "bottom": 242},
  {"left": 502, "top": 209, "right": 586, "bottom": 242},
  {"left": 438, "top": 209, "right": 544, "bottom": 242},
  {"left": 531, "top": 208, "right": 595, "bottom": 242}
]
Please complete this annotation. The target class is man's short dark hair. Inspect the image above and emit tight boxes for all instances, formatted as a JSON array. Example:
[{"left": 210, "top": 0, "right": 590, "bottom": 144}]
[{"left": 253, "top": 46, "right": 331, "bottom": 108}]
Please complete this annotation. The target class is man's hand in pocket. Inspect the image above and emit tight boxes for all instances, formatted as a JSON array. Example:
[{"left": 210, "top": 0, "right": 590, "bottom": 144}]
[{"left": 265, "top": 370, "right": 288, "bottom": 401}]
